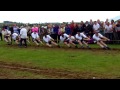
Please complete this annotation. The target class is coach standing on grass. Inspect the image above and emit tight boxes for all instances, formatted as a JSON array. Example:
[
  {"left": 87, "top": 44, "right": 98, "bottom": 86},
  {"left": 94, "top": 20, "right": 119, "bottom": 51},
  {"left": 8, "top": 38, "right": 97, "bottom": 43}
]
[{"left": 19, "top": 25, "right": 27, "bottom": 48}]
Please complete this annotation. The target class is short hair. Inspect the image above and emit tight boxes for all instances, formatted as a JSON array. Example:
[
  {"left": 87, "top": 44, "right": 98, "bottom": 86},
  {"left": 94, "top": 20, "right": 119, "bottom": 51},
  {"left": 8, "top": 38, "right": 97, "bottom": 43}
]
[{"left": 111, "top": 19, "right": 114, "bottom": 22}]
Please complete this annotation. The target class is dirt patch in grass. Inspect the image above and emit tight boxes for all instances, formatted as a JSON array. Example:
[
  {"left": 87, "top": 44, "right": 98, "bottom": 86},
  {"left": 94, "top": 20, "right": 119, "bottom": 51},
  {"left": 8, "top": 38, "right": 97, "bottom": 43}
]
[
  {"left": 3, "top": 44, "right": 120, "bottom": 52},
  {"left": 0, "top": 61, "right": 115, "bottom": 79}
]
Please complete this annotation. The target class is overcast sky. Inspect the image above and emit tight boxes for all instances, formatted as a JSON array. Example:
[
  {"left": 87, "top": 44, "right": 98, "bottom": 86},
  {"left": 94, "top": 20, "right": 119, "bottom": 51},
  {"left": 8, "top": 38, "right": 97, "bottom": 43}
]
[{"left": 0, "top": 11, "right": 120, "bottom": 23}]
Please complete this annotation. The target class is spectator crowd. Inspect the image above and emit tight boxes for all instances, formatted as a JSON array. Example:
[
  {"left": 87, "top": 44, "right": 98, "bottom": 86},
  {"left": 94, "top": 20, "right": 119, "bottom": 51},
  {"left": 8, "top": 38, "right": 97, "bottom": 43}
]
[{"left": 0, "top": 19, "right": 120, "bottom": 49}]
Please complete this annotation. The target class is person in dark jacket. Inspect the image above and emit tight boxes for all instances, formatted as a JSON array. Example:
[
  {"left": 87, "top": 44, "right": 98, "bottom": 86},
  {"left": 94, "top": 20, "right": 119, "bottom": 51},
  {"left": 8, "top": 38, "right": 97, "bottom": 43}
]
[
  {"left": 80, "top": 21, "right": 86, "bottom": 33},
  {"left": 115, "top": 20, "right": 120, "bottom": 43},
  {"left": 85, "top": 21, "right": 93, "bottom": 37},
  {"left": 53, "top": 24, "right": 59, "bottom": 43},
  {"left": 77, "top": 24, "right": 83, "bottom": 33},
  {"left": 9, "top": 25, "right": 13, "bottom": 43},
  {"left": 0, "top": 27, "right": 2, "bottom": 41},
  {"left": 72, "top": 23, "right": 78, "bottom": 36},
  {"left": 70, "top": 20, "right": 74, "bottom": 35},
  {"left": 65, "top": 24, "right": 71, "bottom": 35}
]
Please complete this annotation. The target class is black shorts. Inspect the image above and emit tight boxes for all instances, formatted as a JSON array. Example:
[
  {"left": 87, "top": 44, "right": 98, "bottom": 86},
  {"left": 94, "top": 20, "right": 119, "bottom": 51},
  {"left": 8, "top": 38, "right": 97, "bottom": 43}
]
[
  {"left": 27, "top": 33, "right": 31, "bottom": 36},
  {"left": 80, "top": 38, "right": 84, "bottom": 42},
  {"left": 48, "top": 41, "right": 52, "bottom": 44},
  {"left": 33, "top": 38, "right": 39, "bottom": 43},
  {"left": 4, "top": 36, "right": 9, "bottom": 38},
  {"left": 72, "top": 40, "right": 79, "bottom": 44},
  {"left": 14, "top": 38, "right": 19, "bottom": 41},
  {"left": 64, "top": 40, "right": 69, "bottom": 44},
  {"left": 45, "top": 41, "right": 52, "bottom": 44},
  {"left": 16, "top": 36, "right": 19, "bottom": 40}
]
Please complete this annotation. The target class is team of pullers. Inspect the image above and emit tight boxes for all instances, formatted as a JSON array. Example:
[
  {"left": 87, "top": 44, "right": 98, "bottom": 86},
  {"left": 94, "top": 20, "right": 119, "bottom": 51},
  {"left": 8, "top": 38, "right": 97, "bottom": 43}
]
[{"left": 2, "top": 24, "right": 110, "bottom": 50}]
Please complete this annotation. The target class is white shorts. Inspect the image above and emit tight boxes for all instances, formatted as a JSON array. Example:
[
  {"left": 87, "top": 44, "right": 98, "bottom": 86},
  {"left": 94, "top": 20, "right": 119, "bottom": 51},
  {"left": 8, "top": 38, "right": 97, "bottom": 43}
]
[{"left": 93, "top": 36, "right": 102, "bottom": 41}]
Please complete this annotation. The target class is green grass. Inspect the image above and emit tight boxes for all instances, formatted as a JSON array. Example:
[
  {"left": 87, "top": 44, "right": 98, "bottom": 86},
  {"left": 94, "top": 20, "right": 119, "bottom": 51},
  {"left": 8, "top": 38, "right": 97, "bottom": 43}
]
[{"left": 0, "top": 41, "right": 120, "bottom": 78}]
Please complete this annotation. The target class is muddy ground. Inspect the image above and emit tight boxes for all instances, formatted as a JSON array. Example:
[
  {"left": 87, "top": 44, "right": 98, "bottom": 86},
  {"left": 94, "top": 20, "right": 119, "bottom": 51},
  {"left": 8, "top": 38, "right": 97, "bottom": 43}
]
[{"left": 0, "top": 61, "right": 103, "bottom": 79}]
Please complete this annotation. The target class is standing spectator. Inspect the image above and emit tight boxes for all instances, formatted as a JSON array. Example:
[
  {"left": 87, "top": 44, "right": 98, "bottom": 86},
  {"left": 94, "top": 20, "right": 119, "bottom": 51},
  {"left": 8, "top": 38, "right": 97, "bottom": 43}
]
[
  {"left": 53, "top": 24, "right": 59, "bottom": 43},
  {"left": 31, "top": 25, "right": 38, "bottom": 33},
  {"left": 17, "top": 26, "right": 21, "bottom": 34},
  {"left": 43, "top": 26, "right": 48, "bottom": 34},
  {"left": 25, "top": 24, "right": 31, "bottom": 41},
  {"left": 19, "top": 26, "right": 27, "bottom": 48},
  {"left": 38, "top": 24, "right": 41, "bottom": 36},
  {"left": 89, "top": 19, "right": 93, "bottom": 25},
  {"left": 13, "top": 24, "right": 19, "bottom": 34},
  {"left": 97, "top": 19, "right": 102, "bottom": 26},
  {"left": 40, "top": 26, "right": 45, "bottom": 40},
  {"left": 85, "top": 21, "right": 92, "bottom": 37},
  {"left": 77, "top": 24, "right": 83, "bottom": 33},
  {"left": 65, "top": 24, "right": 71, "bottom": 35},
  {"left": 72, "top": 23, "right": 78, "bottom": 36},
  {"left": 70, "top": 20, "right": 75, "bottom": 35},
  {"left": 89, "top": 19, "right": 94, "bottom": 37},
  {"left": 111, "top": 20, "right": 118, "bottom": 44},
  {"left": 104, "top": 22, "right": 113, "bottom": 44},
  {"left": 58, "top": 24, "right": 65, "bottom": 35},
  {"left": 93, "top": 21, "right": 100, "bottom": 33},
  {"left": 99, "top": 22, "right": 105, "bottom": 35},
  {"left": 3, "top": 24, "right": 9, "bottom": 30},
  {"left": 0, "top": 27, "right": 3, "bottom": 41},
  {"left": 105, "top": 18, "right": 109, "bottom": 24},
  {"left": 9, "top": 25, "right": 13, "bottom": 34},
  {"left": 50, "top": 25, "right": 54, "bottom": 40},
  {"left": 47, "top": 24, "right": 51, "bottom": 35},
  {"left": 80, "top": 21, "right": 86, "bottom": 34},
  {"left": 58, "top": 24, "right": 65, "bottom": 43},
  {"left": 115, "top": 20, "right": 120, "bottom": 43}
]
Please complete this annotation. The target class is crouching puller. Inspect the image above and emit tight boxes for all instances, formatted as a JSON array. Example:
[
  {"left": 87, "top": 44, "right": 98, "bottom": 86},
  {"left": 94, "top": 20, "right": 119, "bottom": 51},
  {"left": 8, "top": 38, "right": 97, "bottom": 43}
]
[
  {"left": 67, "top": 35, "right": 78, "bottom": 48},
  {"left": 59, "top": 32, "right": 71, "bottom": 48},
  {"left": 12, "top": 33, "right": 20, "bottom": 45},
  {"left": 75, "top": 31, "right": 91, "bottom": 49},
  {"left": 93, "top": 31, "right": 110, "bottom": 50},
  {"left": 31, "top": 31, "right": 43, "bottom": 46},
  {"left": 43, "top": 32, "right": 60, "bottom": 48},
  {"left": 3, "top": 29, "right": 12, "bottom": 45}
]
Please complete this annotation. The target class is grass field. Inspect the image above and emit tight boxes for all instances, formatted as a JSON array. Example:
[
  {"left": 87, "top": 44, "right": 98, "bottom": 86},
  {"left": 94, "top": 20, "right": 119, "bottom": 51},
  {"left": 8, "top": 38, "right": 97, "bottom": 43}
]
[{"left": 0, "top": 41, "right": 120, "bottom": 79}]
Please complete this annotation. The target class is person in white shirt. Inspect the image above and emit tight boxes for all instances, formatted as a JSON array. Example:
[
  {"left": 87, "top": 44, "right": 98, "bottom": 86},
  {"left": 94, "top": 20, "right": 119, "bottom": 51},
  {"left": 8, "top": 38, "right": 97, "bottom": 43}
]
[
  {"left": 31, "top": 31, "right": 43, "bottom": 46},
  {"left": 75, "top": 31, "right": 91, "bottom": 49},
  {"left": 3, "top": 29, "right": 12, "bottom": 45},
  {"left": 67, "top": 35, "right": 78, "bottom": 48},
  {"left": 19, "top": 26, "right": 27, "bottom": 47},
  {"left": 12, "top": 33, "right": 19, "bottom": 44},
  {"left": 93, "top": 21, "right": 100, "bottom": 33},
  {"left": 104, "top": 22, "right": 113, "bottom": 44},
  {"left": 43, "top": 32, "right": 60, "bottom": 48},
  {"left": 59, "top": 32, "right": 71, "bottom": 48},
  {"left": 104, "top": 22, "right": 113, "bottom": 33},
  {"left": 93, "top": 31, "right": 110, "bottom": 49}
]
